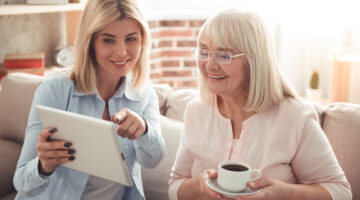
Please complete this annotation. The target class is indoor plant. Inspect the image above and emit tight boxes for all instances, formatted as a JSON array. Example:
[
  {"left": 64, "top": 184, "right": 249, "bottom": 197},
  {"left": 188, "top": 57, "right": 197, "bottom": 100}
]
[{"left": 306, "top": 69, "right": 322, "bottom": 101}]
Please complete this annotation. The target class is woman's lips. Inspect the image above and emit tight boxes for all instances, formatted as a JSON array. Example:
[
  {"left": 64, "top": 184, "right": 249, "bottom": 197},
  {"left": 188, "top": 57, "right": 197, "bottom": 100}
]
[
  {"left": 112, "top": 60, "right": 127, "bottom": 65},
  {"left": 208, "top": 74, "right": 227, "bottom": 79}
]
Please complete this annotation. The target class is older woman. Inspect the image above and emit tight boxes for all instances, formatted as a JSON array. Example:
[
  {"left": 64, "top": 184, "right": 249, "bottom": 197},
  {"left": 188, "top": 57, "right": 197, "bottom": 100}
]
[
  {"left": 13, "top": 0, "right": 165, "bottom": 199},
  {"left": 169, "top": 9, "right": 351, "bottom": 200}
]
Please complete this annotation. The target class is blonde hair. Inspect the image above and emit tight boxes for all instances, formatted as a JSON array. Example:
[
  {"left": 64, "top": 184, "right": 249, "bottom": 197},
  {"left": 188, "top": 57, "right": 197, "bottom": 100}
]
[
  {"left": 71, "top": 0, "right": 151, "bottom": 93},
  {"left": 197, "top": 9, "right": 298, "bottom": 112}
]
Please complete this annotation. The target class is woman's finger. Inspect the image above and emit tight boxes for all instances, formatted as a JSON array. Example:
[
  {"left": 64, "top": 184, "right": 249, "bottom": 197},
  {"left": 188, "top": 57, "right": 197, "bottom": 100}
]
[
  {"left": 126, "top": 123, "right": 139, "bottom": 137},
  {"left": 116, "top": 120, "right": 132, "bottom": 136},
  {"left": 38, "top": 127, "right": 57, "bottom": 142},
  {"left": 114, "top": 111, "right": 127, "bottom": 123},
  {"left": 248, "top": 177, "right": 273, "bottom": 190},
  {"left": 38, "top": 149, "right": 75, "bottom": 159},
  {"left": 38, "top": 140, "right": 72, "bottom": 151},
  {"left": 41, "top": 156, "right": 75, "bottom": 169}
]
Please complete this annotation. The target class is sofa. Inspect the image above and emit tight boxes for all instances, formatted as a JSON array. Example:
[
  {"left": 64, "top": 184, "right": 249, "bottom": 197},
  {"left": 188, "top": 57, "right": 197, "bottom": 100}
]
[{"left": 0, "top": 72, "right": 359, "bottom": 200}]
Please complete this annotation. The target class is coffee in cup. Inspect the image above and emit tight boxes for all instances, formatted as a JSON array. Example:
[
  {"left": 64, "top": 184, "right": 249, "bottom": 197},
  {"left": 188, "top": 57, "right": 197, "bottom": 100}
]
[{"left": 217, "top": 161, "right": 261, "bottom": 192}]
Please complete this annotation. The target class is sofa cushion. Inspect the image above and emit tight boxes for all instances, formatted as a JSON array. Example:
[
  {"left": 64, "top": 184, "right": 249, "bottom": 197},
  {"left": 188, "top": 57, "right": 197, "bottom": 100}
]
[
  {"left": 165, "top": 89, "right": 198, "bottom": 121},
  {"left": 0, "top": 73, "right": 43, "bottom": 143},
  {"left": 142, "top": 115, "right": 183, "bottom": 200},
  {"left": 322, "top": 103, "right": 360, "bottom": 200},
  {"left": 0, "top": 192, "right": 17, "bottom": 200},
  {"left": 153, "top": 84, "right": 173, "bottom": 115},
  {"left": 311, "top": 101, "right": 327, "bottom": 126},
  {"left": 0, "top": 140, "right": 22, "bottom": 197}
]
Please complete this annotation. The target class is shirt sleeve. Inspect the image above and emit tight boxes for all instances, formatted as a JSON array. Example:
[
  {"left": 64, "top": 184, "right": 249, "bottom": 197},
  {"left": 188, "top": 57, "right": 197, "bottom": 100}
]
[
  {"left": 168, "top": 103, "right": 195, "bottom": 200},
  {"left": 291, "top": 106, "right": 352, "bottom": 200},
  {"left": 13, "top": 76, "right": 71, "bottom": 197},
  {"left": 133, "top": 85, "right": 165, "bottom": 169}
]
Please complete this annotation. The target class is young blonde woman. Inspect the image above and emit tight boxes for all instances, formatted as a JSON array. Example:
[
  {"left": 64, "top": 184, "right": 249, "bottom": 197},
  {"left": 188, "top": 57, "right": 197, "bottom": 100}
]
[
  {"left": 13, "top": 0, "right": 165, "bottom": 199},
  {"left": 169, "top": 10, "right": 351, "bottom": 200}
]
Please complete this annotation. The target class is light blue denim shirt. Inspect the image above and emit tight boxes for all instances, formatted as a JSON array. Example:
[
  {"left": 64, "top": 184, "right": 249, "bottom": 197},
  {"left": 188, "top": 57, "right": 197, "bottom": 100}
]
[{"left": 13, "top": 74, "right": 165, "bottom": 200}]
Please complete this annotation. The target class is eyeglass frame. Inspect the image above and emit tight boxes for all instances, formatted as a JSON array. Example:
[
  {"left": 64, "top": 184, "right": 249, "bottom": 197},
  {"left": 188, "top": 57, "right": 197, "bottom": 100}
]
[{"left": 191, "top": 48, "right": 246, "bottom": 64}]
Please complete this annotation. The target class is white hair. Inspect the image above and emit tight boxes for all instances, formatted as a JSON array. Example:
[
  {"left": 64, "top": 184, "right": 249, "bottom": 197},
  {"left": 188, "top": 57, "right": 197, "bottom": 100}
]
[{"left": 197, "top": 9, "right": 298, "bottom": 112}]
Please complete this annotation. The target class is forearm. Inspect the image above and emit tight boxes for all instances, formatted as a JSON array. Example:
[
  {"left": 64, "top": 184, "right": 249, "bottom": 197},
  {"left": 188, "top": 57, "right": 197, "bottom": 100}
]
[
  {"left": 289, "top": 184, "right": 332, "bottom": 200},
  {"left": 133, "top": 123, "right": 165, "bottom": 168},
  {"left": 14, "top": 157, "right": 50, "bottom": 197}
]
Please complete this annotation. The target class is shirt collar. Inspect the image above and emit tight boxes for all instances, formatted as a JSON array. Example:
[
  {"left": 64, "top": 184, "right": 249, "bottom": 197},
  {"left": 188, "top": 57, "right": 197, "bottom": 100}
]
[{"left": 72, "top": 75, "right": 140, "bottom": 102}]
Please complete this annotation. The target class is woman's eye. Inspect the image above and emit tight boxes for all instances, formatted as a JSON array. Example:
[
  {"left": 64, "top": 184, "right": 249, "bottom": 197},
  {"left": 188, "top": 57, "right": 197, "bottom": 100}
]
[
  {"left": 199, "top": 50, "right": 208, "bottom": 56},
  {"left": 103, "top": 38, "right": 114, "bottom": 43},
  {"left": 126, "top": 37, "right": 136, "bottom": 42}
]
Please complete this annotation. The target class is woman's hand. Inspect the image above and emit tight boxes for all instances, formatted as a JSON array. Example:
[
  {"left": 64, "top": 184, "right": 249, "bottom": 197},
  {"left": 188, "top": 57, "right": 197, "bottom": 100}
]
[
  {"left": 111, "top": 108, "right": 147, "bottom": 140},
  {"left": 198, "top": 169, "right": 225, "bottom": 200},
  {"left": 36, "top": 127, "right": 75, "bottom": 176},
  {"left": 233, "top": 177, "right": 292, "bottom": 200}
]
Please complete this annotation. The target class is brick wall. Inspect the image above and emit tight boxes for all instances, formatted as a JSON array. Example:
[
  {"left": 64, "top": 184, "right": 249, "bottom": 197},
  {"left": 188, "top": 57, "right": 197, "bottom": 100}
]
[{"left": 148, "top": 19, "right": 205, "bottom": 89}]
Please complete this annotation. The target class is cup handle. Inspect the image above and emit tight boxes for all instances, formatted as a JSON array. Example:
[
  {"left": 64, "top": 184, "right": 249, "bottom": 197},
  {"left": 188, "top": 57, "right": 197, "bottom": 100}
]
[{"left": 250, "top": 169, "right": 262, "bottom": 181}]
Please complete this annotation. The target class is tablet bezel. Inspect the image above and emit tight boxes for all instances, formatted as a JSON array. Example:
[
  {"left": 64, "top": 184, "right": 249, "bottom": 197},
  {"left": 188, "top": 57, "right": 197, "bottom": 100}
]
[{"left": 36, "top": 104, "right": 133, "bottom": 187}]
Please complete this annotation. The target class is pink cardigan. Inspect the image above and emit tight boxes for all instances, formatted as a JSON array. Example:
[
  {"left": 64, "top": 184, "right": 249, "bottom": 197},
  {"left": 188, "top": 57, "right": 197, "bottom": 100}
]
[{"left": 168, "top": 97, "right": 351, "bottom": 200}]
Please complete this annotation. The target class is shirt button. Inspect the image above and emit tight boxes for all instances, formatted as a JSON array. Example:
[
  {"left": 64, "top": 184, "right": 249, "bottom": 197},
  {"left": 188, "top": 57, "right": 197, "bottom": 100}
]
[{"left": 125, "top": 145, "right": 129, "bottom": 149}]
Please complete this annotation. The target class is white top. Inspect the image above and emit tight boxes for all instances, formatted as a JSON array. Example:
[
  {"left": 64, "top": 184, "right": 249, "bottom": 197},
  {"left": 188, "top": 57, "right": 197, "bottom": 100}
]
[{"left": 169, "top": 97, "right": 352, "bottom": 200}]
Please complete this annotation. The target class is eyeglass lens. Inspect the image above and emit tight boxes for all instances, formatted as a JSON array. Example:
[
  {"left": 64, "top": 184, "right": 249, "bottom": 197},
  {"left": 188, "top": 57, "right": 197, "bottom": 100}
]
[{"left": 196, "top": 49, "right": 231, "bottom": 64}]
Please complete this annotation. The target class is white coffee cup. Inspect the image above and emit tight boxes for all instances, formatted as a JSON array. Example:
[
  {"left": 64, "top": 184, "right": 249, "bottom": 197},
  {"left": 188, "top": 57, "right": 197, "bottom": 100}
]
[{"left": 217, "top": 161, "right": 261, "bottom": 192}]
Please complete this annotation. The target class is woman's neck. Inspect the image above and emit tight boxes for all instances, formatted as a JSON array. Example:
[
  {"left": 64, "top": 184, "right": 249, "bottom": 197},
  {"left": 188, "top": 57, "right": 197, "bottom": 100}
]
[
  {"left": 96, "top": 75, "right": 123, "bottom": 102},
  {"left": 217, "top": 92, "right": 254, "bottom": 121}
]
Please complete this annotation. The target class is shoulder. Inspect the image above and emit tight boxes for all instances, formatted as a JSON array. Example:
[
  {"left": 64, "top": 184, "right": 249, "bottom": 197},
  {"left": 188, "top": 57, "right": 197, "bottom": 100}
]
[
  {"left": 280, "top": 98, "right": 317, "bottom": 116},
  {"left": 39, "top": 73, "right": 73, "bottom": 91},
  {"left": 126, "top": 80, "right": 158, "bottom": 105},
  {"left": 140, "top": 81, "right": 158, "bottom": 100},
  {"left": 35, "top": 73, "right": 74, "bottom": 103},
  {"left": 272, "top": 98, "right": 319, "bottom": 123},
  {"left": 32, "top": 73, "right": 74, "bottom": 109},
  {"left": 187, "top": 97, "right": 206, "bottom": 109},
  {"left": 185, "top": 97, "right": 214, "bottom": 119}
]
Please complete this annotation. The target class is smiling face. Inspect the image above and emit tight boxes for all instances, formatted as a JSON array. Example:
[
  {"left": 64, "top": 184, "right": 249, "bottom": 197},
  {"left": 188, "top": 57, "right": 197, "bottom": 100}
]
[
  {"left": 197, "top": 37, "right": 250, "bottom": 99},
  {"left": 93, "top": 18, "right": 142, "bottom": 82}
]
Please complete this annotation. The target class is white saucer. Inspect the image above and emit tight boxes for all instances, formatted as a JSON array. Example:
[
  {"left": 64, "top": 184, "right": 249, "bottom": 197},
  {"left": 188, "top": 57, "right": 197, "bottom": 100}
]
[{"left": 207, "top": 178, "right": 262, "bottom": 198}]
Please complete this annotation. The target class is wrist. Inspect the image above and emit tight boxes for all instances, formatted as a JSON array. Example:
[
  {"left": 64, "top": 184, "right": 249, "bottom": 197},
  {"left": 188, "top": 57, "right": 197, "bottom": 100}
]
[
  {"left": 141, "top": 116, "right": 148, "bottom": 135},
  {"left": 38, "top": 161, "right": 54, "bottom": 176}
]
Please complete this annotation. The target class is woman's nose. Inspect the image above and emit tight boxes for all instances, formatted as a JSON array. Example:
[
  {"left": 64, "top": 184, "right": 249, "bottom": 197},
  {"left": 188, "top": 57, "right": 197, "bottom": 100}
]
[
  {"left": 205, "top": 54, "right": 220, "bottom": 69},
  {"left": 114, "top": 43, "right": 127, "bottom": 57}
]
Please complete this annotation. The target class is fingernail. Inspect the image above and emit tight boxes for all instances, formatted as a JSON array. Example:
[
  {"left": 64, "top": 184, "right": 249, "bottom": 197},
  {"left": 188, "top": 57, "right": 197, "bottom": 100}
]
[
  {"left": 69, "top": 156, "right": 75, "bottom": 161},
  {"left": 64, "top": 142, "right": 72, "bottom": 147},
  {"left": 116, "top": 113, "right": 125, "bottom": 122},
  {"left": 49, "top": 128, "right": 56, "bottom": 133},
  {"left": 249, "top": 182, "right": 254, "bottom": 187},
  {"left": 68, "top": 149, "right": 75, "bottom": 154}
]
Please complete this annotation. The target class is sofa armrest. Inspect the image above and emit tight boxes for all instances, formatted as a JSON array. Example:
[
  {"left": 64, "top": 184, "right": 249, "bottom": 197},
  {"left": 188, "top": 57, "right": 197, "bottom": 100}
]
[{"left": 0, "top": 140, "right": 22, "bottom": 197}]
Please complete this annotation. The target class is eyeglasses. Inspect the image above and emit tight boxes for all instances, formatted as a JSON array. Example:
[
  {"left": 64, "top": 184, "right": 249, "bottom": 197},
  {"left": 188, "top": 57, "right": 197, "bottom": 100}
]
[{"left": 191, "top": 48, "right": 246, "bottom": 64}]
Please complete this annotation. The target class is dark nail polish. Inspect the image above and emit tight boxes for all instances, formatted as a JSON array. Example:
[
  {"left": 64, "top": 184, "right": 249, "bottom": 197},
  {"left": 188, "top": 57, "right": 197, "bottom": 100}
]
[
  {"left": 49, "top": 128, "right": 56, "bottom": 133},
  {"left": 68, "top": 149, "right": 75, "bottom": 154},
  {"left": 64, "top": 142, "right": 72, "bottom": 147},
  {"left": 69, "top": 156, "right": 75, "bottom": 161}
]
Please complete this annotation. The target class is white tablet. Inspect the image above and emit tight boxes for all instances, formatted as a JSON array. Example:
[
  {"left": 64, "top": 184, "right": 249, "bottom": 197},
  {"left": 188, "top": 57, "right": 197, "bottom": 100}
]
[{"left": 36, "top": 105, "right": 133, "bottom": 187}]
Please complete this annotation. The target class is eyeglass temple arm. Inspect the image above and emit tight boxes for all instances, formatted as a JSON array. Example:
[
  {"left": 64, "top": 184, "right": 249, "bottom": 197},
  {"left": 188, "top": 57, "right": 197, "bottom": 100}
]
[{"left": 232, "top": 53, "right": 246, "bottom": 58}]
